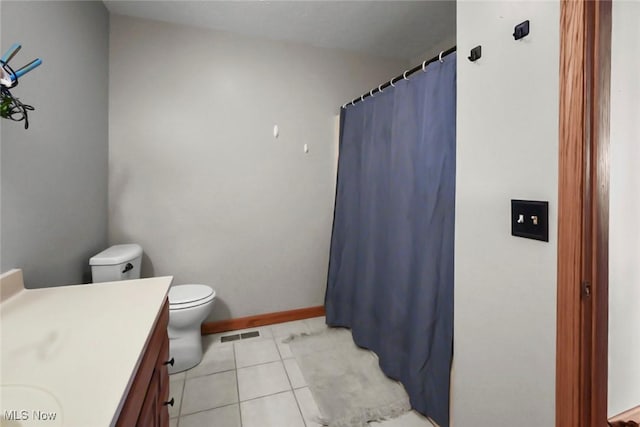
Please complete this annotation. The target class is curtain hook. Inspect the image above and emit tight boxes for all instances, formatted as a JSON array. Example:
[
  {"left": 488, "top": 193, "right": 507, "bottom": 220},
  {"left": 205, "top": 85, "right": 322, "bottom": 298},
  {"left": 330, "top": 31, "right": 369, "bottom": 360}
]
[
  {"left": 360, "top": 95, "right": 365, "bottom": 102},
  {"left": 390, "top": 78, "right": 395, "bottom": 87},
  {"left": 351, "top": 99, "right": 355, "bottom": 106},
  {"left": 403, "top": 70, "right": 409, "bottom": 80},
  {"left": 422, "top": 60, "right": 427, "bottom": 72},
  {"left": 378, "top": 84, "right": 384, "bottom": 93},
  {"left": 342, "top": 103, "right": 347, "bottom": 109},
  {"left": 370, "top": 89, "right": 375, "bottom": 97},
  {"left": 439, "top": 51, "right": 445, "bottom": 63}
]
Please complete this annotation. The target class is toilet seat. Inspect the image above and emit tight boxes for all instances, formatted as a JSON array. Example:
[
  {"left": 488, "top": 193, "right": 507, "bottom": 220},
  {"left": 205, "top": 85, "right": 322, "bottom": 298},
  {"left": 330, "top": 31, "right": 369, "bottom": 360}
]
[{"left": 169, "top": 284, "right": 216, "bottom": 310}]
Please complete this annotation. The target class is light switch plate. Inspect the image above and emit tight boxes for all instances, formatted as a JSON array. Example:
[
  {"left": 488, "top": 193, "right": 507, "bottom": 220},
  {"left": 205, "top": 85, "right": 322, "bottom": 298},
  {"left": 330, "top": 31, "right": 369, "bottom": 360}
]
[{"left": 511, "top": 200, "right": 549, "bottom": 242}]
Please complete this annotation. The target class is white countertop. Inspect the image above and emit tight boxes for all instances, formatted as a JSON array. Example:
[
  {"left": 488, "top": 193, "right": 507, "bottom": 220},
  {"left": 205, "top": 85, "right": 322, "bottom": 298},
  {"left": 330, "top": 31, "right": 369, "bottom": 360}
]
[{"left": 0, "top": 276, "right": 173, "bottom": 426}]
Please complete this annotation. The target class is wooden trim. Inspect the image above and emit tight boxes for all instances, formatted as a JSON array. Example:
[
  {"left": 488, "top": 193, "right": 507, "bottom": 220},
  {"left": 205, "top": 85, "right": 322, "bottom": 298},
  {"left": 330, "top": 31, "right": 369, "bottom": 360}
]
[
  {"left": 589, "top": 1, "right": 611, "bottom": 424},
  {"left": 609, "top": 405, "right": 640, "bottom": 427},
  {"left": 201, "top": 306, "right": 325, "bottom": 335},
  {"left": 557, "top": 2, "right": 587, "bottom": 424},
  {"left": 557, "top": 1, "right": 611, "bottom": 426}
]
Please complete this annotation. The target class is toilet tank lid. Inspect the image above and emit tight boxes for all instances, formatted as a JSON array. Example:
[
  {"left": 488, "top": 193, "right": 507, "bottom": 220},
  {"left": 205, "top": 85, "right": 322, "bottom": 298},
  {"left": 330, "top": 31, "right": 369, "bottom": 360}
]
[{"left": 90, "top": 244, "right": 143, "bottom": 266}]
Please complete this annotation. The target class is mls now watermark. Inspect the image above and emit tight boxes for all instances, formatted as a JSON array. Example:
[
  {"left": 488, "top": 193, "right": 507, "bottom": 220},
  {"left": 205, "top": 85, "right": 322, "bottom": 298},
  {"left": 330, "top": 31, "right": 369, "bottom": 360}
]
[{"left": 4, "top": 409, "right": 58, "bottom": 421}]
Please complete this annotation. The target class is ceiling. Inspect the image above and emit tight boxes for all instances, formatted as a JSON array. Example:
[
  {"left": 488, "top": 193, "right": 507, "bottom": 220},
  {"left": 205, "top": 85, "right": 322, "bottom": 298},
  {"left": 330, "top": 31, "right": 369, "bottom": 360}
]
[{"left": 103, "top": 1, "right": 456, "bottom": 61}]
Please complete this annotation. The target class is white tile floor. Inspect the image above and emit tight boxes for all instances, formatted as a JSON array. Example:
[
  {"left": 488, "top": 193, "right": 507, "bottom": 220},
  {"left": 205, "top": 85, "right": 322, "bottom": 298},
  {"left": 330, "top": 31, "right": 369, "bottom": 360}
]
[{"left": 168, "top": 317, "right": 436, "bottom": 427}]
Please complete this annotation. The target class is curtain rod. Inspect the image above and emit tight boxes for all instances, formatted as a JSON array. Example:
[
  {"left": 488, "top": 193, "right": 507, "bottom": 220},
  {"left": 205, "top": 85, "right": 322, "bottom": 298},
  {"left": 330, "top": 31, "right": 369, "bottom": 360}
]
[{"left": 343, "top": 45, "right": 457, "bottom": 108}]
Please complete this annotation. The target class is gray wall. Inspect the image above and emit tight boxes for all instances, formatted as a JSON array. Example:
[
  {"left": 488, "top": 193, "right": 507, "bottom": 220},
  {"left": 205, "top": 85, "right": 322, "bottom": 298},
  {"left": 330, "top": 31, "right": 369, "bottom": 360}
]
[
  {"left": 608, "top": 0, "right": 640, "bottom": 417},
  {"left": 453, "top": 1, "right": 559, "bottom": 425},
  {"left": 109, "top": 15, "right": 407, "bottom": 321},
  {"left": 1, "top": 1, "right": 109, "bottom": 287}
]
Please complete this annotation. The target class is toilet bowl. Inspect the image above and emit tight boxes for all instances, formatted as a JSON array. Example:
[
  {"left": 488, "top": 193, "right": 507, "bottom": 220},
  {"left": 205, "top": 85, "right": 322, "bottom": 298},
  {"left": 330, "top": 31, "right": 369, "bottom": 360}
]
[{"left": 167, "top": 284, "right": 216, "bottom": 374}]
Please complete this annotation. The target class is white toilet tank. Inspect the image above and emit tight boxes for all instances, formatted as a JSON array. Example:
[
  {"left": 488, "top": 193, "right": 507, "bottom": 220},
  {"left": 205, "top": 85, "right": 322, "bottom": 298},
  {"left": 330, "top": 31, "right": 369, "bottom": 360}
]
[{"left": 90, "top": 244, "right": 143, "bottom": 283}]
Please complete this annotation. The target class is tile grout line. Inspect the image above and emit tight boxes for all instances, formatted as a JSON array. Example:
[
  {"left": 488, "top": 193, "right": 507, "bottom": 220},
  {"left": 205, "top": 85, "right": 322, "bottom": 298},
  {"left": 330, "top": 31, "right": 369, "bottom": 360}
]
[
  {"left": 237, "top": 357, "right": 283, "bottom": 371},
  {"left": 234, "top": 389, "right": 298, "bottom": 406},
  {"left": 184, "top": 365, "right": 236, "bottom": 379},
  {"left": 274, "top": 335, "right": 286, "bottom": 360},
  {"left": 175, "top": 378, "right": 186, "bottom": 427},
  {"left": 235, "top": 337, "right": 283, "bottom": 370},
  {"left": 177, "top": 401, "right": 240, "bottom": 419},
  {"left": 233, "top": 341, "right": 243, "bottom": 427},
  {"left": 274, "top": 337, "right": 296, "bottom": 361},
  {"left": 239, "top": 388, "right": 296, "bottom": 405},
  {"left": 184, "top": 349, "right": 281, "bottom": 381},
  {"left": 281, "top": 342, "right": 307, "bottom": 427},
  {"left": 241, "top": 389, "right": 309, "bottom": 426},
  {"left": 235, "top": 359, "right": 292, "bottom": 403}
]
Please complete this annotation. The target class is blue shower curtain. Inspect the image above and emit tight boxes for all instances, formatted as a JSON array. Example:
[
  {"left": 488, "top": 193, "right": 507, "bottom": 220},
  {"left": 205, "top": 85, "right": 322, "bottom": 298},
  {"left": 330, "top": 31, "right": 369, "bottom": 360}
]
[{"left": 325, "top": 53, "right": 456, "bottom": 427}]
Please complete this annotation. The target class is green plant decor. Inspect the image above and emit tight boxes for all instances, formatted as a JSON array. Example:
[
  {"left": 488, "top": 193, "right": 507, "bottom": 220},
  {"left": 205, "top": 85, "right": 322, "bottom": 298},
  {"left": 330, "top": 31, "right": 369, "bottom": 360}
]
[{"left": 1, "top": 92, "right": 12, "bottom": 118}]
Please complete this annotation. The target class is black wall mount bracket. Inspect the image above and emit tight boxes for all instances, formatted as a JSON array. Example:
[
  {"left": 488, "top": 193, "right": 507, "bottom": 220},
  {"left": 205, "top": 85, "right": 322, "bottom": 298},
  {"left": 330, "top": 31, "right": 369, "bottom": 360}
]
[
  {"left": 513, "top": 20, "right": 530, "bottom": 40},
  {"left": 468, "top": 45, "right": 482, "bottom": 62}
]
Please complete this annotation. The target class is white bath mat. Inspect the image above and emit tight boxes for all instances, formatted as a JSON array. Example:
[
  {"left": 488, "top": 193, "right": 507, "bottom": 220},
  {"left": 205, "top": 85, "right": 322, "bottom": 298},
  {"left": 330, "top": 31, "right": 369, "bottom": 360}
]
[{"left": 285, "top": 328, "right": 411, "bottom": 427}]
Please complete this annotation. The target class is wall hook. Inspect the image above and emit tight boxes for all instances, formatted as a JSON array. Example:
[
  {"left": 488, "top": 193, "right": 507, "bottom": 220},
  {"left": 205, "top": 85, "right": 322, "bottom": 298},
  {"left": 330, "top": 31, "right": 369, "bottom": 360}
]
[
  {"left": 468, "top": 45, "right": 481, "bottom": 62},
  {"left": 513, "top": 20, "right": 530, "bottom": 40}
]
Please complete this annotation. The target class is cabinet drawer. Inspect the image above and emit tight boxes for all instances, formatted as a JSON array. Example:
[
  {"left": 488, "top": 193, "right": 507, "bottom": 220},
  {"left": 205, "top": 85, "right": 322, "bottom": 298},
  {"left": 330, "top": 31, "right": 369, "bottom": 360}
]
[{"left": 137, "top": 370, "right": 159, "bottom": 427}]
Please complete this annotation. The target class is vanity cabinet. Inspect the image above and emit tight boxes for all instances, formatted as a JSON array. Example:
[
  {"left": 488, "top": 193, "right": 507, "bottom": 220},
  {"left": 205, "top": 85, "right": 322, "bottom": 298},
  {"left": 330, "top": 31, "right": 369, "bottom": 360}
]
[
  {"left": 116, "top": 299, "right": 171, "bottom": 427},
  {"left": 1, "top": 275, "right": 174, "bottom": 426}
]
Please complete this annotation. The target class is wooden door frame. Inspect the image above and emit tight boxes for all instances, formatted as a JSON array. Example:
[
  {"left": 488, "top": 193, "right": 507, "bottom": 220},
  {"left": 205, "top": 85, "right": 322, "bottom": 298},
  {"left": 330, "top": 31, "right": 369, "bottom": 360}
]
[{"left": 556, "top": 1, "right": 611, "bottom": 426}]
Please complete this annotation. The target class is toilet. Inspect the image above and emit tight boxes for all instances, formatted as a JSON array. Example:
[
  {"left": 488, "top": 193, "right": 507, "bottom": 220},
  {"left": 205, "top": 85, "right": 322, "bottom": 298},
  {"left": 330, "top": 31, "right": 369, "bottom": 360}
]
[
  {"left": 89, "top": 245, "right": 216, "bottom": 374},
  {"left": 167, "top": 284, "right": 216, "bottom": 373},
  {"left": 89, "top": 244, "right": 143, "bottom": 283}
]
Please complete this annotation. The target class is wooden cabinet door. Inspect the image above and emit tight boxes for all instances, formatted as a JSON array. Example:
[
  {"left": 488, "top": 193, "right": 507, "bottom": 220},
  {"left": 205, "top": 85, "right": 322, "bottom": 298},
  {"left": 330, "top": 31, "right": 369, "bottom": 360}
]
[
  {"left": 137, "top": 369, "right": 159, "bottom": 427},
  {"left": 157, "top": 336, "right": 170, "bottom": 427},
  {"left": 116, "top": 300, "right": 170, "bottom": 427}
]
